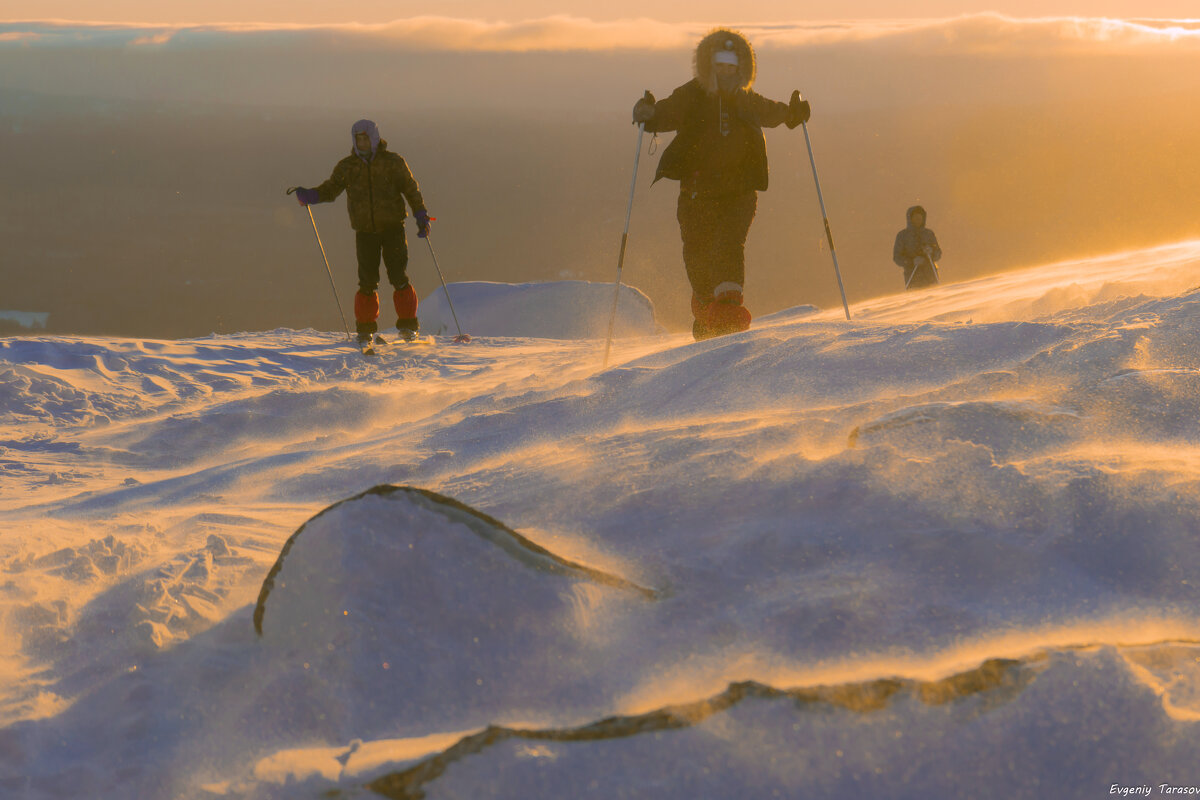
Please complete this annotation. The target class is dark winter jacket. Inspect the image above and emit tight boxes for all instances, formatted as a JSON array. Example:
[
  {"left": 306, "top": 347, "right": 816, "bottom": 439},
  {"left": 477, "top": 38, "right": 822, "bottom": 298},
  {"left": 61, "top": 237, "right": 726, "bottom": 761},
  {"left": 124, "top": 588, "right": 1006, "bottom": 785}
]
[
  {"left": 892, "top": 206, "right": 942, "bottom": 269},
  {"left": 645, "top": 29, "right": 799, "bottom": 194},
  {"left": 313, "top": 130, "right": 426, "bottom": 234}
]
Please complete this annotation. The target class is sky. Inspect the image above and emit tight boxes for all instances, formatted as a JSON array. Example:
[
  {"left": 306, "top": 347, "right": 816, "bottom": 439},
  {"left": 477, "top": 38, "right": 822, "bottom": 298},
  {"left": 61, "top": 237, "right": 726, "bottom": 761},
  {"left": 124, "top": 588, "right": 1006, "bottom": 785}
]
[
  {"left": 5, "top": 11, "right": 1200, "bottom": 337},
  {"left": 4, "top": 1, "right": 1200, "bottom": 23}
]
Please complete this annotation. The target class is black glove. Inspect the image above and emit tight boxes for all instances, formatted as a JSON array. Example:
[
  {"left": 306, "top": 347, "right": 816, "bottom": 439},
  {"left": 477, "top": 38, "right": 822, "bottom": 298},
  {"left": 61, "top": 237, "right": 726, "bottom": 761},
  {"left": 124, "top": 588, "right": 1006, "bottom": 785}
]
[
  {"left": 632, "top": 90, "right": 656, "bottom": 125},
  {"left": 787, "top": 90, "right": 811, "bottom": 128}
]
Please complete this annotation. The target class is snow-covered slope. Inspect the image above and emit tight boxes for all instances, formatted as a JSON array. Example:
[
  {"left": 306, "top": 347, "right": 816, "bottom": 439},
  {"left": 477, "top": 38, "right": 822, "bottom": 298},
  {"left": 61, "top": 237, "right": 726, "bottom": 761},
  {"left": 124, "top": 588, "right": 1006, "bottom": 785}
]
[
  {"left": 419, "top": 280, "right": 662, "bottom": 339},
  {"left": 1, "top": 257, "right": 1198, "bottom": 798}
]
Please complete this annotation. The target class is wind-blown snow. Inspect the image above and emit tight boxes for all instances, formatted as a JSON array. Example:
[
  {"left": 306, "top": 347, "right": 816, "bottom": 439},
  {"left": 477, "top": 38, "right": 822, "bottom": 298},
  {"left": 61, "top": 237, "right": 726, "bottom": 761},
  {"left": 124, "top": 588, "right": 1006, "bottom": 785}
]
[
  {"left": 418, "top": 280, "right": 661, "bottom": 339},
  {"left": 1, "top": 254, "right": 1199, "bottom": 798}
]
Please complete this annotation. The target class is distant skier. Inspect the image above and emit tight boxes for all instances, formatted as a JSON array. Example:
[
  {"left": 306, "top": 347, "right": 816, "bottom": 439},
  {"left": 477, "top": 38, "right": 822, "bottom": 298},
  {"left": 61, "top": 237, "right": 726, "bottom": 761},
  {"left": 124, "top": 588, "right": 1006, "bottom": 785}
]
[
  {"left": 893, "top": 205, "right": 942, "bottom": 290},
  {"left": 293, "top": 119, "right": 431, "bottom": 342},
  {"left": 631, "top": 28, "right": 811, "bottom": 340}
]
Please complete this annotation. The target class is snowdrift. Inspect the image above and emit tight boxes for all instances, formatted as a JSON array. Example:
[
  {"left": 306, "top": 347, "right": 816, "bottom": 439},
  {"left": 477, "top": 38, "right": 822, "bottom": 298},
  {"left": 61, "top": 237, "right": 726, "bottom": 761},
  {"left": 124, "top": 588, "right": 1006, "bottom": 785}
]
[
  {"left": 250, "top": 485, "right": 656, "bottom": 740},
  {"left": 3, "top": 242, "right": 1200, "bottom": 798},
  {"left": 418, "top": 280, "right": 662, "bottom": 339}
]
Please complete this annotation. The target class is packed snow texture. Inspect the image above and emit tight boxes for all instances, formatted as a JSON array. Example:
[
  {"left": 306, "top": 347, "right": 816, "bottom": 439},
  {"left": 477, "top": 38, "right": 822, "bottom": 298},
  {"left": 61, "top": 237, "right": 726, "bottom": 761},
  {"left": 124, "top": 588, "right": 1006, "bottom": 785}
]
[{"left": 2, "top": 249, "right": 1200, "bottom": 798}]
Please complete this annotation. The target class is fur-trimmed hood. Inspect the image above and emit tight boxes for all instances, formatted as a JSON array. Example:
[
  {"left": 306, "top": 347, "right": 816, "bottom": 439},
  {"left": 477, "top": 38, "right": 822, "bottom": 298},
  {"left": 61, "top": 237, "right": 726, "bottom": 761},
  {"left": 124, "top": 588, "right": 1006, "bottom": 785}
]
[{"left": 694, "top": 28, "right": 756, "bottom": 94}]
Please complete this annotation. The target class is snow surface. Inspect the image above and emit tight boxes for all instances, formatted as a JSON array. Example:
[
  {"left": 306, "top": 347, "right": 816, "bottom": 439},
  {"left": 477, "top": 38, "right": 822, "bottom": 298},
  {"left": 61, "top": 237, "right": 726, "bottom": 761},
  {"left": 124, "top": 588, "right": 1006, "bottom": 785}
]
[
  {"left": 2, "top": 251, "right": 1199, "bottom": 799},
  {"left": 418, "top": 280, "right": 662, "bottom": 339}
]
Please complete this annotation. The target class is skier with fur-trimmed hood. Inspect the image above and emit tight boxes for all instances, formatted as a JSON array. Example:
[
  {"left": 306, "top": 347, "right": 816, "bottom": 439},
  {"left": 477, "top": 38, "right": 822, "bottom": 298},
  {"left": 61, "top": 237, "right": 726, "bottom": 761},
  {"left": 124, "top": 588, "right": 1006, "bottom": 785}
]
[
  {"left": 632, "top": 28, "right": 810, "bottom": 340},
  {"left": 293, "top": 119, "right": 432, "bottom": 343}
]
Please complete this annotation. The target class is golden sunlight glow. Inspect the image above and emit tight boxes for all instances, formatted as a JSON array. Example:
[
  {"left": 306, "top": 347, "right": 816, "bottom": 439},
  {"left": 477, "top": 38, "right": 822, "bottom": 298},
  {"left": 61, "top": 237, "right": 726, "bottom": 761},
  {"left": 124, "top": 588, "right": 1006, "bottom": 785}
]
[{"left": 6, "top": 14, "right": 1200, "bottom": 53}]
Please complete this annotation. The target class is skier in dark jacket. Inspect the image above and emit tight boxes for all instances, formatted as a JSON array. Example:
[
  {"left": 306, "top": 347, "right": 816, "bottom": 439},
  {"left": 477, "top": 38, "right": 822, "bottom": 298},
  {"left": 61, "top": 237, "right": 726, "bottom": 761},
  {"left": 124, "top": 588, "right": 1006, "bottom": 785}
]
[
  {"left": 893, "top": 205, "right": 942, "bottom": 290},
  {"left": 631, "top": 28, "right": 810, "bottom": 340},
  {"left": 293, "top": 119, "right": 431, "bottom": 342}
]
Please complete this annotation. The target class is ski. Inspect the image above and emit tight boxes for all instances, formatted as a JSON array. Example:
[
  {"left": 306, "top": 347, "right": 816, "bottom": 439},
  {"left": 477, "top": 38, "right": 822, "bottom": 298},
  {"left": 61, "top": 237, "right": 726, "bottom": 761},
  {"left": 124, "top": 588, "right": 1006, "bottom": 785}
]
[
  {"left": 386, "top": 332, "right": 436, "bottom": 347},
  {"left": 355, "top": 334, "right": 435, "bottom": 357},
  {"left": 354, "top": 334, "right": 389, "bottom": 357}
]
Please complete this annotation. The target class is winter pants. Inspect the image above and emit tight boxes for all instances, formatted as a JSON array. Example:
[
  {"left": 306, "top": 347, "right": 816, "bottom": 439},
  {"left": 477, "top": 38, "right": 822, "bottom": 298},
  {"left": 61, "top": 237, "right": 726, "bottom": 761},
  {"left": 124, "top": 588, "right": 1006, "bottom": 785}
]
[
  {"left": 354, "top": 229, "right": 417, "bottom": 337},
  {"left": 678, "top": 189, "right": 757, "bottom": 338},
  {"left": 678, "top": 189, "right": 757, "bottom": 301},
  {"left": 355, "top": 229, "right": 409, "bottom": 293}
]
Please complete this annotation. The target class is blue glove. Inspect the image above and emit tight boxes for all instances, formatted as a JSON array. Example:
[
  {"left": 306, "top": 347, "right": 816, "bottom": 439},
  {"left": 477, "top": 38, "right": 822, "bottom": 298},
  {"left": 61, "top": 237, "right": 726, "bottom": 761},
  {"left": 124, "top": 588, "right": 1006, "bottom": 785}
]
[
  {"left": 415, "top": 209, "right": 434, "bottom": 238},
  {"left": 294, "top": 187, "right": 320, "bottom": 206}
]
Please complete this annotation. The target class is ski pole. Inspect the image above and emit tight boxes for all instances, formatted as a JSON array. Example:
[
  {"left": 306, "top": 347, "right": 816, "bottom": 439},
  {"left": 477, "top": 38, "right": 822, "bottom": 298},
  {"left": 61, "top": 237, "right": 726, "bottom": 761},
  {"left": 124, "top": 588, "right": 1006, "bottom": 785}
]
[
  {"left": 905, "top": 262, "right": 919, "bottom": 290},
  {"left": 800, "top": 122, "right": 851, "bottom": 321},
  {"left": 423, "top": 234, "right": 471, "bottom": 343},
  {"left": 286, "top": 187, "right": 352, "bottom": 341},
  {"left": 603, "top": 101, "right": 650, "bottom": 368},
  {"left": 924, "top": 245, "right": 941, "bottom": 284},
  {"left": 904, "top": 249, "right": 939, "bottom": 291}
]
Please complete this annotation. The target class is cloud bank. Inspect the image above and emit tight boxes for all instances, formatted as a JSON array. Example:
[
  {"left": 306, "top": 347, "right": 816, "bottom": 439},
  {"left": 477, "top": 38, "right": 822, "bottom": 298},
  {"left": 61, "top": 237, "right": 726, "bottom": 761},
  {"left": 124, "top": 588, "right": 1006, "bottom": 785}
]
[{"left": 4, "top": 14, "right": 1200, "bottom": 54}]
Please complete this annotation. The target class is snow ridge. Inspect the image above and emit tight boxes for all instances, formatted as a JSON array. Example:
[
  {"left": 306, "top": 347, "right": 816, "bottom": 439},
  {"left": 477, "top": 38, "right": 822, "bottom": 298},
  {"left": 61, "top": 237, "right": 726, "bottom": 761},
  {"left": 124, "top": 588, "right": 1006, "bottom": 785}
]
[{"left": 253, "top": 484, "right": 659, "bottom": 636}]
